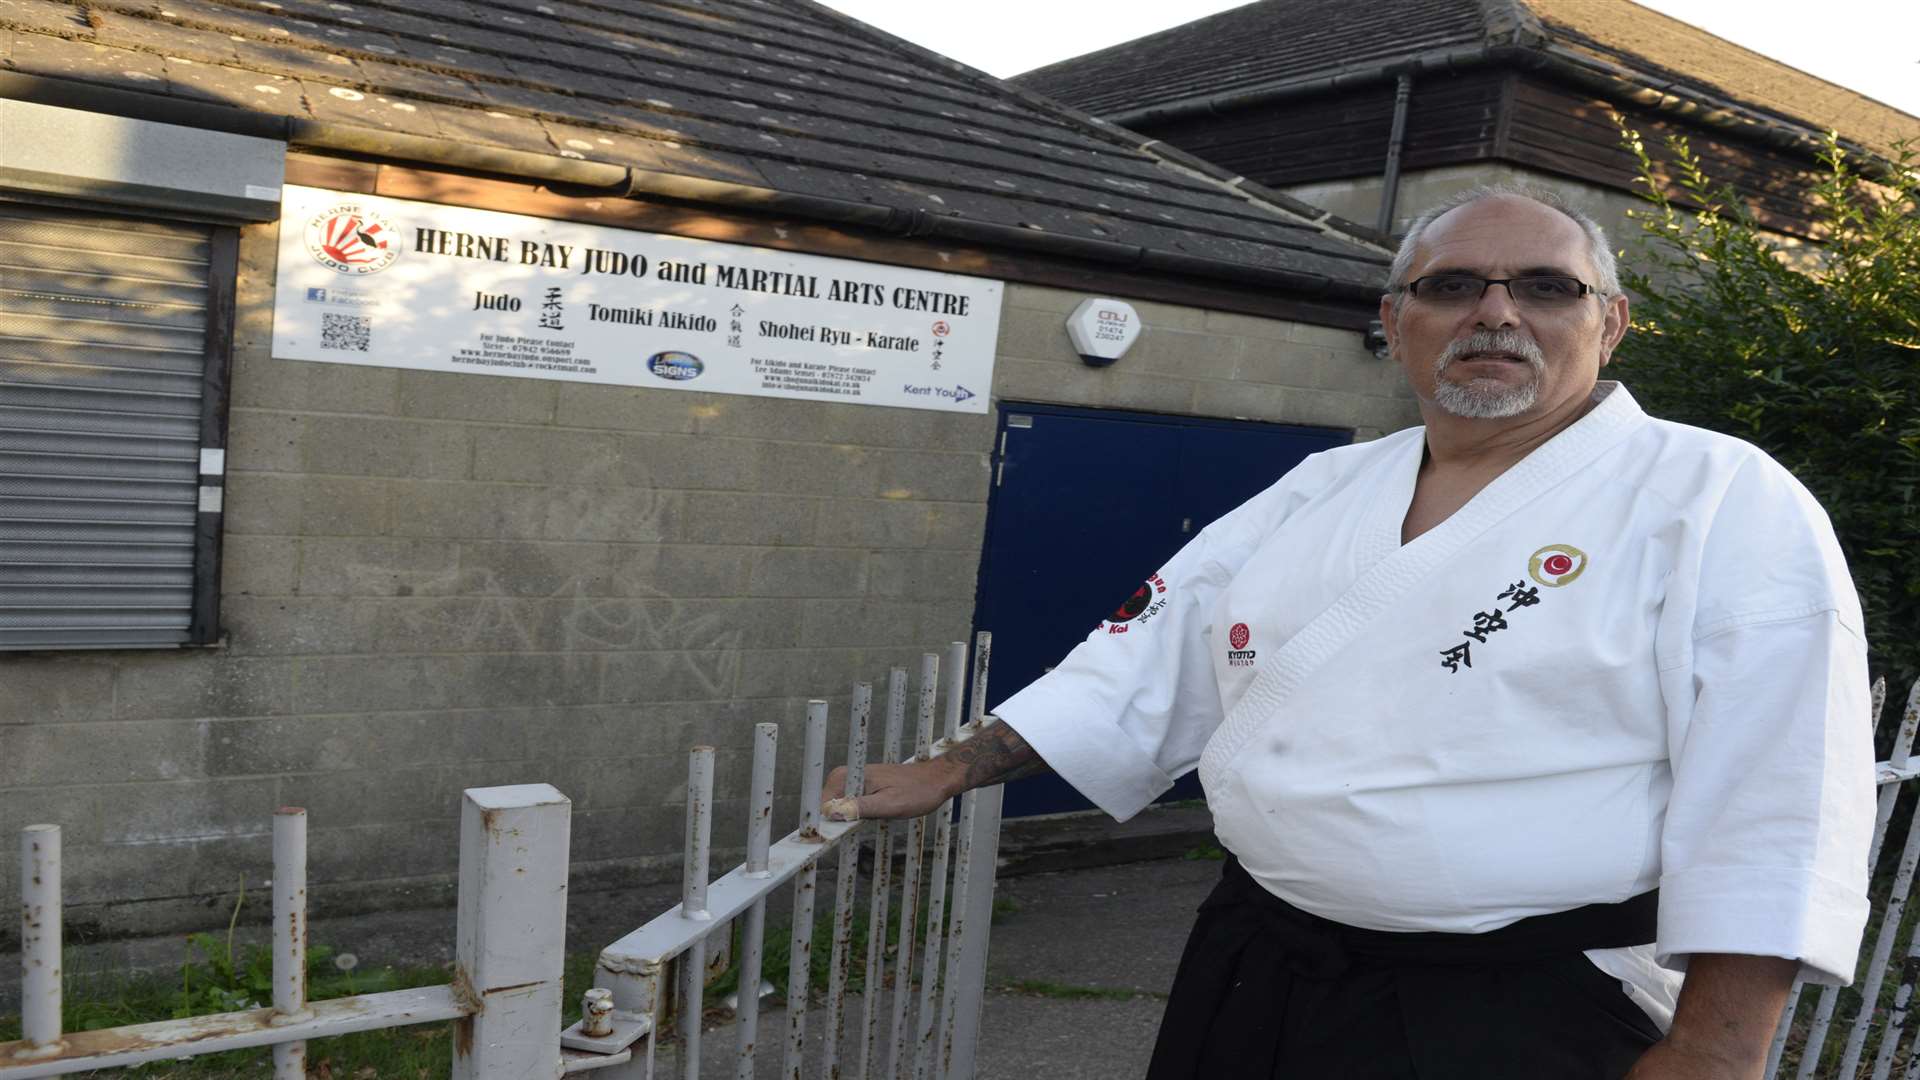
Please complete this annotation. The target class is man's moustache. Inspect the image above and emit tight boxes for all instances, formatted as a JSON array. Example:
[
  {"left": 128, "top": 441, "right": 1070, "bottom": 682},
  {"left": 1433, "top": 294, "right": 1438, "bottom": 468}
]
[{"left": 1435, "top": 329, "right": 1546, "bottom": 369}]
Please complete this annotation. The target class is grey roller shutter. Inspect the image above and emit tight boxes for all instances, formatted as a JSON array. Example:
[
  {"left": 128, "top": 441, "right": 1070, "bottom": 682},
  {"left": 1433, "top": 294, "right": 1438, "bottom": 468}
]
[{"left": 0, "top": 202, "right": 222, "bottom": 649}]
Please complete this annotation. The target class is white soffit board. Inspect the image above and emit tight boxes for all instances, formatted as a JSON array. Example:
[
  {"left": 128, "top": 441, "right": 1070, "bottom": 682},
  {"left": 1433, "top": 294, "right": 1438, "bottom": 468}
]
[{"left": 0, "top": 99, "right": 284, "bottom": 221}]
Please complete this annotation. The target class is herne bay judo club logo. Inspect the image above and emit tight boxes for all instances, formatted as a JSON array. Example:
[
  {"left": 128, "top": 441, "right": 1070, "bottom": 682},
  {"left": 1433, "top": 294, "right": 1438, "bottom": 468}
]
[
  {"left": 1104, "top": 572, "right": 1169, "bottom": 635},
  {"left": 306, "top": 203, "right": 401, "bottom": 275}
]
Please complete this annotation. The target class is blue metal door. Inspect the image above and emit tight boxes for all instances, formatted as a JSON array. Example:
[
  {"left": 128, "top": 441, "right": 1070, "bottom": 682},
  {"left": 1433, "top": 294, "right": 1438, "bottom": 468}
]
[{"left": 972, "top": 402, "right": 1352, "bottom": 818}]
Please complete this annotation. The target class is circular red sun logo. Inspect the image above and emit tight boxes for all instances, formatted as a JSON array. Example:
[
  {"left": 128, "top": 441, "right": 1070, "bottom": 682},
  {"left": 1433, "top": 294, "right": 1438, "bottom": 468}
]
[
  {"left": 931, "top": 321, "right": 951, "bottom": 337},
  {"left": 1528, "top": 544, "right": 1589, "bottom": 587},
  {"left": 1228, "top": 623, "right": 1250, "bottom": 650},
  {"left": 305, "top": 204, "right": 401, "bottom": 275}
]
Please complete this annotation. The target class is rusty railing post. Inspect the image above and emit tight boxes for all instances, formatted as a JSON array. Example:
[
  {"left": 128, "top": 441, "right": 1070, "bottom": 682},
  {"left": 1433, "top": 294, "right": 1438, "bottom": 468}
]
[
  {"left": 14, "top": 824, "right": 63, "bottom": 1062},
  {"left": 270, "top": 807, "right": 312, "bottom": 1079}
]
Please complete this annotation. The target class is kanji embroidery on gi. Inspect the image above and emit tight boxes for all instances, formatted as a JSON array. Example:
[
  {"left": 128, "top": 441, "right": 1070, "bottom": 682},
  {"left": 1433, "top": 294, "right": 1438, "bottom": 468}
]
[
  {"left": 1462, "top": 609, "right": 1509, "bottom": 643},
  {"left": 1499, "top": 582, "right": 1541, "bottom": 609},
  {"left": 1437, "top": 562, "right": 1571, "bottom": 672}
]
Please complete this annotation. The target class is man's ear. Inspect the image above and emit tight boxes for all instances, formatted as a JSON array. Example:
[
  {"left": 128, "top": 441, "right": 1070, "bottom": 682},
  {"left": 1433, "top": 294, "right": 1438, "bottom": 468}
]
[
  {"left": 1597, "top": 292, "right": 1630, "bottom": 368},
  {"left": 1378, "top": 293, "right": 1399, "bottom": 359}
]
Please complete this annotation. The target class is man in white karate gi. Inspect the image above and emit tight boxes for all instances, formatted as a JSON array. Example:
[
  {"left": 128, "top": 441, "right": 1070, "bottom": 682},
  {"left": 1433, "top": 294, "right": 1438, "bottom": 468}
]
[{"left": 824, "top": 187, "right": 1874, "bottom": 1079}]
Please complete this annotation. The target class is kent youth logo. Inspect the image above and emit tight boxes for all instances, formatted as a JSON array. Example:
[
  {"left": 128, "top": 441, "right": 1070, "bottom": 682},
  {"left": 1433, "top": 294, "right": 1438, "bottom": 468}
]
[
  {"left": 306, "top": 204, "right": 401, "bottom": 275},
  {"left": 1105, "top": 572, "right": 1169, "bottom": 635},
  {"left": 1528, "top": 544, "right": 1589, "bottom": 587},
  {"left": 1226, "top": 622, "right": 1256, "bottom": 667}
]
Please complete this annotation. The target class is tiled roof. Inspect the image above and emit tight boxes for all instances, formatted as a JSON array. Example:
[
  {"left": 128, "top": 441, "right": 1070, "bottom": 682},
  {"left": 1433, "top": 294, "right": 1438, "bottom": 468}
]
[
  {"left": 0, "top": 0, "right": 1393, "bottom": 293},
  {"left": 1017, "top": 0, "right": 1486, "bottom": 120},
  {"left": 1015, "top": 0, "right": 1920, "bottom": 158},
  {"left": 1528, "top": 0, "right": 1920, "bottom": 158}
]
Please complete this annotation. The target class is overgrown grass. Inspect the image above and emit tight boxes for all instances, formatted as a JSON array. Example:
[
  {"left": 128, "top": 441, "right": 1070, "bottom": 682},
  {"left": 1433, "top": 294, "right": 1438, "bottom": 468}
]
[{"left": 0, "top": 946, "right": 458, "bottom": 1077}]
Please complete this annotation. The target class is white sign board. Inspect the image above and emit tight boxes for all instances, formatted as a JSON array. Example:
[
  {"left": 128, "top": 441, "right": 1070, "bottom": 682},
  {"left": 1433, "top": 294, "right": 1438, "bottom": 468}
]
[{"left": 271, "top": 185, "right": 1002, "bottom": 413}]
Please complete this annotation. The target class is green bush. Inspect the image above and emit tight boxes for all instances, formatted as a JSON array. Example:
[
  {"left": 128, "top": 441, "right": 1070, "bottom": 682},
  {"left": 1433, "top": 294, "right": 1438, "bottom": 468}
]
[{"left": 1613, "top": 125, "right": 1920, "bottom": 693}]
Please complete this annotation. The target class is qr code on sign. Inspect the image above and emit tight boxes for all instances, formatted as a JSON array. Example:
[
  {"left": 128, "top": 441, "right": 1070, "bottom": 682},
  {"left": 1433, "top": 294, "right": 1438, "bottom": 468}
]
[{"left": 320, "top": 313, "right": 371, "bottom": 352}]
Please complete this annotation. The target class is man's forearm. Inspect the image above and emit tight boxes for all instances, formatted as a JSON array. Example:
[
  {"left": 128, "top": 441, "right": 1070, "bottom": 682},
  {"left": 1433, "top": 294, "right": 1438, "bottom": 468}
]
[
  {"left": 1628, "top": 953, "right": 1797, "bottom": 1079},
  {"left": 940, "top": 718, "right": 1050, "bottom": 795}
]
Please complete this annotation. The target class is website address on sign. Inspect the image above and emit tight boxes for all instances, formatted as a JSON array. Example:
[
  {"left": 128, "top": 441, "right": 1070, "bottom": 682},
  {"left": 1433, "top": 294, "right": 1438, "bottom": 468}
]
[{"left": 765, "top": 375, "right": 859, "bottom": 395}]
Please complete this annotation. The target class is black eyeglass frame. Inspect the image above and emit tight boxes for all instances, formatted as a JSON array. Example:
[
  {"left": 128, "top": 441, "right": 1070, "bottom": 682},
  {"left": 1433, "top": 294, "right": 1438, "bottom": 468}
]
[{"left": 1400, "top": 274, "right": 1601, "bottom": 305}]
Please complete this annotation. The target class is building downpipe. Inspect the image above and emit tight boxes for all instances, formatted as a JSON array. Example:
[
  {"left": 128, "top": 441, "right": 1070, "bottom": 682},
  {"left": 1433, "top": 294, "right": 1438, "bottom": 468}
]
[{"left": 1377, "top": 73, "right": 1415, "bottom": 236}]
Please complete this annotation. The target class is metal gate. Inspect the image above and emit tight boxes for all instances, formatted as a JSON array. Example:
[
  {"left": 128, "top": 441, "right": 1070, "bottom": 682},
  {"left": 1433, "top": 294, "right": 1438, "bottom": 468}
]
[
  {"left": 567, "top": 636, "right": 1003, "bottom": 1079},
  {"left": 1, "top": 635, "right": 1002, "bottom": 1079}
]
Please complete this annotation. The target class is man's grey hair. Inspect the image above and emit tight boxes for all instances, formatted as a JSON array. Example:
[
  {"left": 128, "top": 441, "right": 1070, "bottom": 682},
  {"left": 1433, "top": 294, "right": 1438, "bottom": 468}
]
[{"left": 1382, "top": 185, "right": 1620, "bottom": 305}]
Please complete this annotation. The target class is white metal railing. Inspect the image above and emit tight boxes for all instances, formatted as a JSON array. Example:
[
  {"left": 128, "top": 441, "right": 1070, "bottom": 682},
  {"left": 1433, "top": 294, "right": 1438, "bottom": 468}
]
[
  {"left": 14, "top": 649, "right": 1914, "bottom": 1077},
  {"left": 0, "top": 633, "right": 1002, "bottom": 1079},
  {"left": 568, "top": 634, "right": 1004, "bottom": 1079},
  {"left": 1767, "top": 677, "right": 1920, "bottom": 1080},
  {"left": 1, "top": 782, "right": 564, "bottom": 1077}
]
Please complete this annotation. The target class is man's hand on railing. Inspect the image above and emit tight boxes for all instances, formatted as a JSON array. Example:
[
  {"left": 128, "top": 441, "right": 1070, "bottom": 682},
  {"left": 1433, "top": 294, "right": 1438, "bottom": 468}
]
[
  {"left": 822, "top": 719, "right": 1049, "bottom": 821},
  {"left": 822, "top": 757, "right": 962, "bottom": 821}
]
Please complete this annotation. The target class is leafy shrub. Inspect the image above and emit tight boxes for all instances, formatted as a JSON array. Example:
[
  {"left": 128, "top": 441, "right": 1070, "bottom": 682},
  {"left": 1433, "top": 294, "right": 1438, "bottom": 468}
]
[{"left": 1613, "top": 125, "right": 1920, "bottom": 692}]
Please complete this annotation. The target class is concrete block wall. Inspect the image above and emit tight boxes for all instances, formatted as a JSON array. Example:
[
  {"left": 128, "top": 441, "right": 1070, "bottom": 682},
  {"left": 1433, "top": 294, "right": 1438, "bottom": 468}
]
[
  {"left": 994, "top": 284, "right": 1418, "bottom": 441},
  {"left": 0, "top": 213, "right": 1419, "bottom": 952}
]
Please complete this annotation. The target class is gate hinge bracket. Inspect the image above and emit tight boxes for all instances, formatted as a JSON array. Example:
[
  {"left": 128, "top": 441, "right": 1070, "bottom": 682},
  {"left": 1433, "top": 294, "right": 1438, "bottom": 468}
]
[{"left": 559, "top": 1013, "right": 651, "bottom": 1056}]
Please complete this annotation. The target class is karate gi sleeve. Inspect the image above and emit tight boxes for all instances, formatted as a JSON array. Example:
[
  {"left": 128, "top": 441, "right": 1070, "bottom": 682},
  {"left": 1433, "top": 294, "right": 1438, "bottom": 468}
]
[
  {"left": 991, "top": 481, "right": 1297, "bottom": 822},
  {"left": 1654, "top": 455, "right": 1875, "bottom": 986}
]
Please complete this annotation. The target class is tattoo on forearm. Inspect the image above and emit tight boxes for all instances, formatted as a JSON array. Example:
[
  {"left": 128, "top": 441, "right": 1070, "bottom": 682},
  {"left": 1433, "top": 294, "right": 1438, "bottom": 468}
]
[{"left": 947, "top": 720, "right": 1049, "bottom": 791}]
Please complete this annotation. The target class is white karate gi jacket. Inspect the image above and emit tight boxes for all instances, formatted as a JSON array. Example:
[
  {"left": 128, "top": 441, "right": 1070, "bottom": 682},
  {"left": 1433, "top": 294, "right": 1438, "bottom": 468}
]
[{"left": 996, "top": 382, "right": 1874, "bottom": 1020}]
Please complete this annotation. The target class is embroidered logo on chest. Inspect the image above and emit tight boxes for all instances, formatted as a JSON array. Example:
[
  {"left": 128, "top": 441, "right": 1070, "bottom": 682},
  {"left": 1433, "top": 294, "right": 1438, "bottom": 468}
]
[
  {"left": 1104, "top": 572, "right": 1169, "bottom": 635},
  {"left": 1226, "top": 622, "right": 1256, "bottom": 667},
  {"left": 1436, "top": 544, "right": 1589, "bottom": 673},
  {"left": 1528, "top": 544, "right": 1589, "bottom": 587}
]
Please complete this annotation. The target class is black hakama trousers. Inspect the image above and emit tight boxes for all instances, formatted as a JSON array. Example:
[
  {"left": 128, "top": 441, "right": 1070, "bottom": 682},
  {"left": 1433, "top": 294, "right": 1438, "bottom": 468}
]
[{"left": 1146, "top": 859, "right": 1665, "bottom": 1079}]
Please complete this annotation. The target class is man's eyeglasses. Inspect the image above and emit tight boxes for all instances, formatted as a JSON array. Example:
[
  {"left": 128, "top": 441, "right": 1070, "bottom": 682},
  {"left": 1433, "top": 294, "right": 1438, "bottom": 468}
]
[{"left": 1402, "top": 274, "right": 1598, "bottom": 308}]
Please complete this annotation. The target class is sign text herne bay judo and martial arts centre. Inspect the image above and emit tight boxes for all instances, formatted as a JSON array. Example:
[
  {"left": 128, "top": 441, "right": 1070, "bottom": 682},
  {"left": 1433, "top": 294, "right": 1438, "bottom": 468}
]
[{"left": 271, "top": 186, "right": 1003, "bottom": 413}]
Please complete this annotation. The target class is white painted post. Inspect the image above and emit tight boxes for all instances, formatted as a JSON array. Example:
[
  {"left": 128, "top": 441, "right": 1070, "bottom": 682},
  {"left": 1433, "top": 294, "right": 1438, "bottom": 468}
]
[
  {"left": 913, "top": 643, "right": 967, "bottom": 1080},
  {"left": 938, "top": 632, "right": 993, "bottom": 1080},
  {"left": 886, "top": 651, "right": 940, "bottom": 1080},
  {"left": 823, "top": 684, "right": 873, "bottom": 1080},
  {"left": 451, "top": 784, "right": 571, "bottom": 1080},
  {"left": 735, "top": 724, "right": 779, "bottom": 1080},
  {"left": 15, "top": 824, "right": 63, "bottom": 1062},
  {"left": 940, "top": 784, "right": 1003, "bottom": 1080},
  {"left": 783, "top": 700, "right": 831, "bottom": 1080},
  {"left": 679, "top": 747, "right": 716, "bottom": 1080},
  {"left": 271, "top": 807, "right": 312, "bottom": 1080},
  {"left": 858, "top": 668, "right": 907, "bottom": 1080}
]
